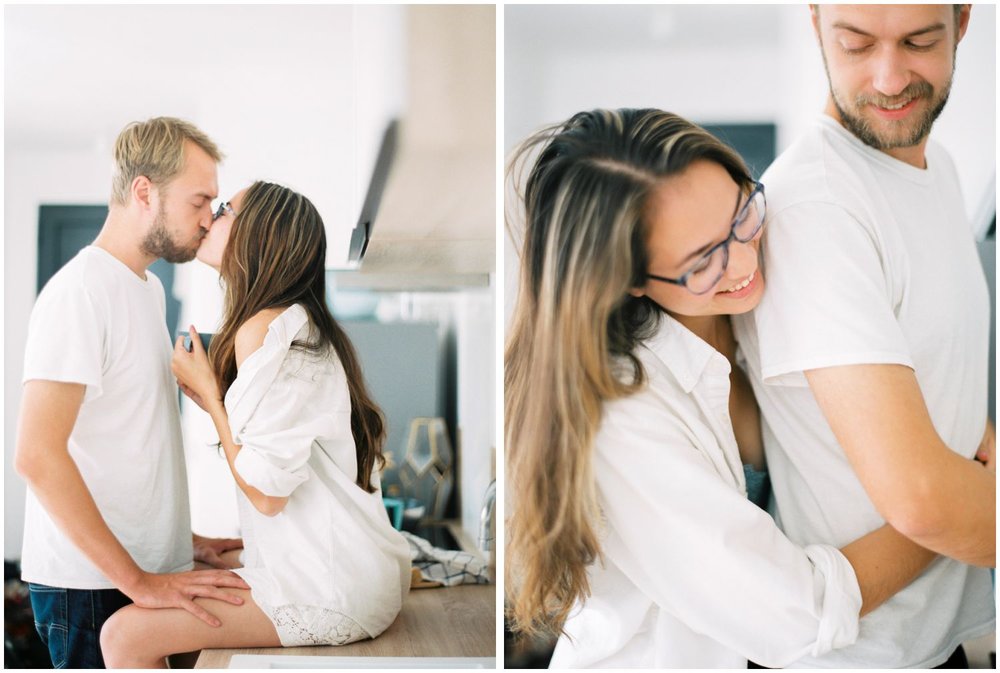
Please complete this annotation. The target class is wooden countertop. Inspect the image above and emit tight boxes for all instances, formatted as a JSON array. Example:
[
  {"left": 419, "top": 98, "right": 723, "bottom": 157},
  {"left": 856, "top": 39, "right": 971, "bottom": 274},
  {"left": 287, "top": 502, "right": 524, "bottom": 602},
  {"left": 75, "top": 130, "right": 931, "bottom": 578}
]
[{"left": 194, "top": 583, "right": 495, "bottom": 668}]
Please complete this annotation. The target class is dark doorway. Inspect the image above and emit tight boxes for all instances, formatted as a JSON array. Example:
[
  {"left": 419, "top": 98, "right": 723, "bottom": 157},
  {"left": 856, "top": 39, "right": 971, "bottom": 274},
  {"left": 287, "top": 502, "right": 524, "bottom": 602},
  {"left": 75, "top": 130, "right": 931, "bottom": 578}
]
[
  {"left": 36, "top": 205, "right": 180, "bottom": 333},
  {"left": 699, "top": 123, "right": 777, "bottom": 181}
]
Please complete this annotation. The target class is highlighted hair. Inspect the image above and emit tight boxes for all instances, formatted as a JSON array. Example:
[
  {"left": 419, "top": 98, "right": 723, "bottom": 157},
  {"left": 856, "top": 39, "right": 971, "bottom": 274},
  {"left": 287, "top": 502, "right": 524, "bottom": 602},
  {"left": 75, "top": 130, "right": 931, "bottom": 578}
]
[
  {"left": 505, "top": 109, "right": 752, "bottom": 638},
  {"left": 209, "top": 181, "right": 386, "bottom": 493}
]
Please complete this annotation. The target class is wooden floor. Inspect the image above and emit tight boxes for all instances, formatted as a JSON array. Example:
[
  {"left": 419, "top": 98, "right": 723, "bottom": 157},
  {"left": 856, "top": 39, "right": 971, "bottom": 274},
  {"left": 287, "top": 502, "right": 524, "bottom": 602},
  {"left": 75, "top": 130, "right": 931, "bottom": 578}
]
[{"left": 194, "top": 584, "right": 495, "bottom": 668}]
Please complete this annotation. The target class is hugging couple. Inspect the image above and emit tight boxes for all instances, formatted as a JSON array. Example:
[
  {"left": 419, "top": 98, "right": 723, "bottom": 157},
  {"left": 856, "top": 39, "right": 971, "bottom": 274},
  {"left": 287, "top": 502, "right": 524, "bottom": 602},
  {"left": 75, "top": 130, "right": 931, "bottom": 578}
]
[
  {"left": 16, "top": 117, "right": 411, "bottom": 668},
  {"left": 506, "top": 4, "right": 995, "bottom": 668}
]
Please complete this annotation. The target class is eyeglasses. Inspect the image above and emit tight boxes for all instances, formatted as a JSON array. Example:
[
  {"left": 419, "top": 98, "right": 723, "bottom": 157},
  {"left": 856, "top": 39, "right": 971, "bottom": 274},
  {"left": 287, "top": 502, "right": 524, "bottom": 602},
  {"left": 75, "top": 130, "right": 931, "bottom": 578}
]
[
  {"left": 646, "top": 182, "right": 766, "bottom": 295},
  {"left": 213, "top": 201, "right": 235, "bottom": 222}
]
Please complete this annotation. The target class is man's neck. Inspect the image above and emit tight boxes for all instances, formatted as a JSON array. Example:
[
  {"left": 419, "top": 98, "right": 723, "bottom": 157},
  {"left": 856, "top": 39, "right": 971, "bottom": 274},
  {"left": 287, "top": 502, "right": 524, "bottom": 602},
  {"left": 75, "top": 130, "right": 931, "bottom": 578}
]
[
  {"left": 93, "top": 208, "right": 156, "bottom": 279},
  {"left": 824, "top": 98, "right": 929, "bottom": 169}
]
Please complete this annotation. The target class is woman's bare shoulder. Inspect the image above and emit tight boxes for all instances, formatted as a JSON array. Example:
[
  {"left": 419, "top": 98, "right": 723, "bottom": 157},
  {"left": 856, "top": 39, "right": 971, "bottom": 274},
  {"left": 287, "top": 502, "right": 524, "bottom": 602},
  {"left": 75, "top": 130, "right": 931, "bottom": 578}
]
[{"left": 234, "top": 307, "right": 288, "bottom": 368}]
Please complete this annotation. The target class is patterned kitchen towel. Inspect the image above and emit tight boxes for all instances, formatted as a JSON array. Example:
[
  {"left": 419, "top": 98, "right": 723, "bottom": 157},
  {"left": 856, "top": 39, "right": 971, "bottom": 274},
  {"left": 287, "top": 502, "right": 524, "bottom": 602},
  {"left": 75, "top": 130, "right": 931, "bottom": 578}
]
[{"left": 401, "top": 531, "right": 491, "bottom": 587}]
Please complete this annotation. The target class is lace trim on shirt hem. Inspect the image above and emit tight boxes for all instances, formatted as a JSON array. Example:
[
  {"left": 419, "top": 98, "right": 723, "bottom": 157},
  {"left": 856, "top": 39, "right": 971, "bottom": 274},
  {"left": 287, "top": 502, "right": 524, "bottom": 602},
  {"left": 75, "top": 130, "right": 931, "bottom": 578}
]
[{"left": 260, "top": 601, "right": 372, "bottom": 647}]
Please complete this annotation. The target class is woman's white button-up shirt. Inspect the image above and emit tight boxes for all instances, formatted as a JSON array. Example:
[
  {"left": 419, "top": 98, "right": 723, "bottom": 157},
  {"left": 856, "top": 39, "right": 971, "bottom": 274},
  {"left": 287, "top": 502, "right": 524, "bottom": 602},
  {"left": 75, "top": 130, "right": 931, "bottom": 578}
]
[
  {"left": 548, "top": 314, "right": 862, "bottom": 669},
  {"left": 225, "top": 304, "right": 411, "bottom": 640}
]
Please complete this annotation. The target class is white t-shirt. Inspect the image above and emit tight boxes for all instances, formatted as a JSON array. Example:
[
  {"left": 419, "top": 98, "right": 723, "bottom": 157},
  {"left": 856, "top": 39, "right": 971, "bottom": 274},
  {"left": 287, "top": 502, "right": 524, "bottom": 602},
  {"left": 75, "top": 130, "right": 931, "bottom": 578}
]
[
  {"left": 226, "top": 305, "right": 411, "bottom": 643},
  {"left": 20, "top": 246, "right": 193, "bottom": 589},
  {"left": 550, "top": 314, "right": 862, "bottom": 669},
  {"left": 734, "top": 115, "right": 995, "bottom": 668}
]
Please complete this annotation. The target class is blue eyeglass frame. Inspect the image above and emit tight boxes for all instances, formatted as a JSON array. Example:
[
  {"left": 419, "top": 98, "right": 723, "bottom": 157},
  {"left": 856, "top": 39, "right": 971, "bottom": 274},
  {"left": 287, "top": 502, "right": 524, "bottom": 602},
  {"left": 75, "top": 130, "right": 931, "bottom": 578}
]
[
  {"left": 213, "top": 201, "right": 235, "bottom": 222},
  {"left": 645, "top": 181, "right": 767, "bottom": 295}
]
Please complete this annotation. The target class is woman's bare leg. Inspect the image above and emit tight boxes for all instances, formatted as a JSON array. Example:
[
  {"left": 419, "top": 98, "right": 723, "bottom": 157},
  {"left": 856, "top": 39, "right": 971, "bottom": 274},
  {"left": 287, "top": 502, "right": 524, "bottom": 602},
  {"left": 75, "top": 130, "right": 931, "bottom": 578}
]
[
  {"left": 168, "top": 550, "right": 246, "bottom": 668},
  {"left": 100, "top": 588, "right": 280, "bottom": 669}
]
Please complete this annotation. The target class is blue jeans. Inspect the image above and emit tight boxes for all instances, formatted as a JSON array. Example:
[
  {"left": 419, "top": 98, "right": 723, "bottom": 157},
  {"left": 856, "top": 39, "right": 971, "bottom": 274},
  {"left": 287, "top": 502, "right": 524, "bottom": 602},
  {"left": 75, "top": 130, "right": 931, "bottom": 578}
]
[{"left": 28, "top": 583, "right": 132, "bottom": 669}]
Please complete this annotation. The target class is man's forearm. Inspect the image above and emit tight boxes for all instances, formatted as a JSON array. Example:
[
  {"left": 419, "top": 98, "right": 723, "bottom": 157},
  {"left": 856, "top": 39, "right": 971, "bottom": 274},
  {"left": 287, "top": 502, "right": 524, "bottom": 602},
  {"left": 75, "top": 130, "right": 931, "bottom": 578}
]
[
  {"left": 806, "top": 364, "right": 996, "bottom": 567},
  {"left": 21, "top": 444, "right": 146, "bottom": 590}
]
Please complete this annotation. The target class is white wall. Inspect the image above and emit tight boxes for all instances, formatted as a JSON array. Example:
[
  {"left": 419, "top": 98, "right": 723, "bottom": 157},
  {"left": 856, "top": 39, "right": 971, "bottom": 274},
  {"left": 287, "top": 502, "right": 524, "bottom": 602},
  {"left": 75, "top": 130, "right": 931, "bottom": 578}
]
[
  {"left": 4, "top": 149, "right": 116, "bottom": 558},
  {"left": 936, "top": 3, "right": 996, "bottom": 226},
  {"left": 456, "top": 283, "right": 497, "bottom": 544},
  {"left": 504, "top": 4, "right": 996, "bottom": 323}
]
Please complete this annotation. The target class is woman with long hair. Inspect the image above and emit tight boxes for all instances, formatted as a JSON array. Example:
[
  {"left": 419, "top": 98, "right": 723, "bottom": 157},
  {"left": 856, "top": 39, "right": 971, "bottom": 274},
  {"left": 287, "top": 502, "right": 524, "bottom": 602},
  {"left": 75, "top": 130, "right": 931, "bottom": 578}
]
[
  {"left": 505, "top": 109, "right": 940, "bottom": 668},
  {"left": 99, "top": 181, "right": 411, "bottom": 667}
]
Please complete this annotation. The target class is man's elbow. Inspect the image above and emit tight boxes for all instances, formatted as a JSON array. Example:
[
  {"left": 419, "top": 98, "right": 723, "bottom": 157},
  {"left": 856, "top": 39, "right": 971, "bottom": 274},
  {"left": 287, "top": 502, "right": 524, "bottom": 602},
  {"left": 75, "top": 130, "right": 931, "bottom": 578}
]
[
  {"left": 14, "top": 443, "right": 44, "bottom": 483},
  {"left": 13, "top": 451, "right": 31, "bottom": 481},
  {"left": 880, "top": 481, "right": 947, "bottom": 542}
]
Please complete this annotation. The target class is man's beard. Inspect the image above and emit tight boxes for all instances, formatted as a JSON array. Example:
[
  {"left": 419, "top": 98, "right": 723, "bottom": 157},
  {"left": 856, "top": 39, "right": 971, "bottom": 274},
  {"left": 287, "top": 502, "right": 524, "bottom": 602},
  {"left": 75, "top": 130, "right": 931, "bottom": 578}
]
[
  {"left": 819, "top": 39, "right": 955, "bottom": 152},
  {"left": 140, "top": 201, "right": 200, "bottom": 263},
  {"left": 831, "top": 79, "right": 951, "bottom": 151}
]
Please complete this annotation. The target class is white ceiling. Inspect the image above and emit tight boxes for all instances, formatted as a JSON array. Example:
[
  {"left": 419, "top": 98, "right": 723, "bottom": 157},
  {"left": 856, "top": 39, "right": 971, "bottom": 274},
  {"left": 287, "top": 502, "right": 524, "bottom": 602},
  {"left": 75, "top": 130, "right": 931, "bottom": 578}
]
[
  {"left": 4, "top": 4, "right": 353, "bottom": 152},
  {"left": 505, "top": 5, "right": 786, "bottom": 53}
]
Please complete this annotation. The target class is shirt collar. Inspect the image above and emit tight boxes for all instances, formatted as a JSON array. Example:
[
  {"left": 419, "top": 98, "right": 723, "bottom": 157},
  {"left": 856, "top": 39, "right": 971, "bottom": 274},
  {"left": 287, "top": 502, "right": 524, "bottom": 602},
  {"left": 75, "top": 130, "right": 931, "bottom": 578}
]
[
  {"left": 816, "top": 114, "right": 936, "bottom": 185},
  {"left": 640, "top": 312, "right": 731, "bottom": 394}
]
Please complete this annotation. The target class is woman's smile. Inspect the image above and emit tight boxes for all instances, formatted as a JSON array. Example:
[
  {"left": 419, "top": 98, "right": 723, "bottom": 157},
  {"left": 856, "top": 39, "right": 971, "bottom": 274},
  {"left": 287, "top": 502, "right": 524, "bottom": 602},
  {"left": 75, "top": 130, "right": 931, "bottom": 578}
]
[{"left": 717, "top": 270, "right": 760, "bottom": 299}]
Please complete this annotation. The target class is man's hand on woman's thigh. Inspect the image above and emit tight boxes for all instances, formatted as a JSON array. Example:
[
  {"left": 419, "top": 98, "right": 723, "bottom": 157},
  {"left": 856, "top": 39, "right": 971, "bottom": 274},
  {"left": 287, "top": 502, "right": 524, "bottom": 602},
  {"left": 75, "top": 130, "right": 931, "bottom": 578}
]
[{"left": 121, "top": 569, "right": 250, "bottom": 627}]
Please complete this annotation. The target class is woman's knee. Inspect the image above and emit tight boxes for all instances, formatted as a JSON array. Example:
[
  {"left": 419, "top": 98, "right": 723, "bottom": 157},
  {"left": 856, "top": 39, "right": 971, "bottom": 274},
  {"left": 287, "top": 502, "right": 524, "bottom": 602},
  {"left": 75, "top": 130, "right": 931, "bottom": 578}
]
[{"left": 99, "top": 606, "right": 155, "bottom": 668}]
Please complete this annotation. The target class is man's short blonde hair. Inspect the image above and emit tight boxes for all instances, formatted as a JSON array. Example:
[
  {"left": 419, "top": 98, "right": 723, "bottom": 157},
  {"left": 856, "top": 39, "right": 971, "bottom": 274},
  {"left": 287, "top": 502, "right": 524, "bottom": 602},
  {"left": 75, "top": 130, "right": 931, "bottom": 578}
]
[
  {"left": 110, "top": 117, "right": 223, "bottom": 206},
  {"left": 811, "top": 4, "right": 965, "bottom": 23}
]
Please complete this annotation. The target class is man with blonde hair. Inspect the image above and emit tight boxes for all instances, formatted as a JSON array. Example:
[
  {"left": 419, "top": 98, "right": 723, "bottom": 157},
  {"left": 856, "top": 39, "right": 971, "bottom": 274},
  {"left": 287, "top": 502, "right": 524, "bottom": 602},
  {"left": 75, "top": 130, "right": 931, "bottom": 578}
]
[
  {"left": 15, "top": 117, "right": 249, "bottom": 668},
  {"left": 735, "top": 4, "right": 994, "bottom": 667}
]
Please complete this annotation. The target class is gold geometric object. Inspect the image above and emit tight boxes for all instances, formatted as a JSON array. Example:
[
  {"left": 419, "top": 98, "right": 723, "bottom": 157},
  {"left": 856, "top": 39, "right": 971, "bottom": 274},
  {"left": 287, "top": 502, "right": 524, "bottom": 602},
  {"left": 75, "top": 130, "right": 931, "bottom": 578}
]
[{"left": 399, "top": 417, "right": 454, "bottom": 521}]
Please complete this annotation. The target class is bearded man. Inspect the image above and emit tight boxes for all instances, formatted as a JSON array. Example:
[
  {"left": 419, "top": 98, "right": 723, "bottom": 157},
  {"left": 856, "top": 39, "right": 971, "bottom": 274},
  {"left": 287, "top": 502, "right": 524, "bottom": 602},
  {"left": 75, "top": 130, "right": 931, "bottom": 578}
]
[
  {"left": 15, "top": 117, "right": 249, "bottom": 668},
  {"left": 734, "top": 5, "right": 995, "bottom": 668}
]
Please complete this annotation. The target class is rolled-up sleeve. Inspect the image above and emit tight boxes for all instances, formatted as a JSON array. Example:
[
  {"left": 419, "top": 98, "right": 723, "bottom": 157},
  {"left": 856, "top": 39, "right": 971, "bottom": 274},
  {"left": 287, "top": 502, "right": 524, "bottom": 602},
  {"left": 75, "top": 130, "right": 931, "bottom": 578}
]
[
  {"left": 801, "top": 544, "right": 863, "bottom": 657},
  {"left": 595, "top": 391, "right": 862, "bottom": 667},
  {"left": 233, "top": 441, "right": 309, "bottom": 497},
  {"left": 231, "top": 363, "right": 320, "bottom": 497}
]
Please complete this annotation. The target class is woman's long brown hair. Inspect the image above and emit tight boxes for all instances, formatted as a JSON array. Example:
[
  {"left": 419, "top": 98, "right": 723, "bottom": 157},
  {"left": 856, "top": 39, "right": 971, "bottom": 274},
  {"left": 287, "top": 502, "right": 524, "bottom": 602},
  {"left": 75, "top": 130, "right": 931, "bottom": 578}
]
[
  {"left": 209, "top": 181, "right": 385, "bottom": 492},
  {"left": 505, "top": 109, "right": 753, "bottom": 639}
]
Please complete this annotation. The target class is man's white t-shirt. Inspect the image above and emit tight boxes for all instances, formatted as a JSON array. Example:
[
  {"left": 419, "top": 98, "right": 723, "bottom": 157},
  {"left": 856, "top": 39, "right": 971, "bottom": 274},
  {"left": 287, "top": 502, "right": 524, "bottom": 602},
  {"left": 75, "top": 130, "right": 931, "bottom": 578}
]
[
  {"left": 734, "top": 115, "right": 994, "bottom": 668},
  {"left": 20, "top": 245, "right": 193, "bottom": 589}
]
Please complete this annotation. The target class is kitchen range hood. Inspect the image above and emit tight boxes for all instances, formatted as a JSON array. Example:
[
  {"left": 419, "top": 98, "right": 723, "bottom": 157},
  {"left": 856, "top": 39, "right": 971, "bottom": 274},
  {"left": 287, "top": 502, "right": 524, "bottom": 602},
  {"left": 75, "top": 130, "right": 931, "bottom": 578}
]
[
  {"left": 337, "top": 5, "right": 495, "bottom": 291},
  {"left": 346, "top": 120, "right": 399, "bottom": 267}
]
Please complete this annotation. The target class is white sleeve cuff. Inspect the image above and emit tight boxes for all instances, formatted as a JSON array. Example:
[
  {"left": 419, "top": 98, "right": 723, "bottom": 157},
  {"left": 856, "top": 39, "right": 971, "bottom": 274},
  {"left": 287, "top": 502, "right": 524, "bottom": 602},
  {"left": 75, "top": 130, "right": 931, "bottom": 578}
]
[
  {"left": 233, "top": 444, "right": 310, "bottom": 497},
  {"left": 803, "top": 544, "right": 863, "bottom": 657}
]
